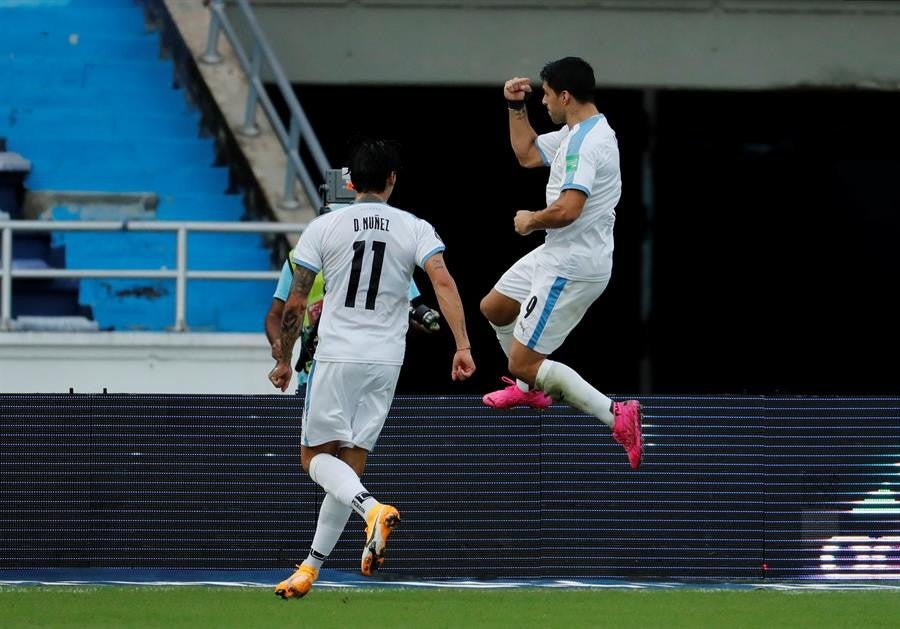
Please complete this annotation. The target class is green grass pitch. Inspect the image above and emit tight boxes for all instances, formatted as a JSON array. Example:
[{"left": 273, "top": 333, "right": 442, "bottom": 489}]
[{"left": 1, "top": 586, "right": 899, "bottom": 628}]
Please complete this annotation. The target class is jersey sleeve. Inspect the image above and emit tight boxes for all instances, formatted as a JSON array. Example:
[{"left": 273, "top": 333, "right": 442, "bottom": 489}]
[
  {"left": 561, "top": 132, "right": 612, "bottom": 197},
  {"left": 535, "top": 128, "right": 566, "bottom": 166},
  {"left": 272, "top": 261, "right": 292, "bottom": 301},
  {"left": 291, "top": 219, "right": 323, "bottom": 273},
  {"left": 415, "top": 219, "right": 446, "bottom": 268}
]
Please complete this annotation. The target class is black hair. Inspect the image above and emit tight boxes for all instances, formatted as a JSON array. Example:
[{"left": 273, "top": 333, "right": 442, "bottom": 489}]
[
  {"left": 539, "top": 57, "right": 596, "bottom": 104},
  {"left": 346, "top": 137, "right": 402, "bottom": 193}
]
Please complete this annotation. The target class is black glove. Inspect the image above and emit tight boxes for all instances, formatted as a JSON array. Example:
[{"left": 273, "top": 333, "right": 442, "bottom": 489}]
[{"left": 409, "top": 303, "right": 441, "bottom": 333}]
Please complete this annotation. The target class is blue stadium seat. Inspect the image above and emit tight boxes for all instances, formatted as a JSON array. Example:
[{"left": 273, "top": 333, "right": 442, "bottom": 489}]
[
  {"left": 0, "top": 108, "right": 202, "bottom": 140},
  {"left": 0, "top": 7, "right": 151, "bottom": 35},
  {"left": 0, "top": 86, "right": 191, "bottom": 112},
  {"left": 0, "top": 31, "right": 161, "bottom": 58},
  {"left": 26, "top": 167, "right": 231, "bottom": 196},
  {"left": 9, "top": 138, "right": 216, "bottom": 169},
  {"left": 1, "top": 0, "right": 274, "bottom": 332},
  {"left": 155, "top": 193, "right": 246, "bottom": 222}
]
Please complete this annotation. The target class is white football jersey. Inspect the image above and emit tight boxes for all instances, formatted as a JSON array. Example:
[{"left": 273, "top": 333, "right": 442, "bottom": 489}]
[
  {"left": 291, "top": 201, "right": 445, "bottom": 365},
  {"left": 534, "top": 113, "right": 621, "bottom": 281}
]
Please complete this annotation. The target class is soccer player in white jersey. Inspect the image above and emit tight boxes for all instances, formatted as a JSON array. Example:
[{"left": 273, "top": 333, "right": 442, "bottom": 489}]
[
  {"left": 268, "top": 139, "right": 475, "bottom": 599},
  {"left": 480, "top": 57, "right": 643, "bottom": 469},
  {"left": 264, "top": 246, "right": 439, "bottom": 394}
]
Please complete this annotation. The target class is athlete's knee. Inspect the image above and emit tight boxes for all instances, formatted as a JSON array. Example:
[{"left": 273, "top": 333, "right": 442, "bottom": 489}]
[
  {"left": 338, "top": 447, "right": 368, "bottom": 477},
  {"left": 479, "top": 294, "right": 498, "bottom": 322},
  {"left": 300, "top": 443, "right": 340, "bottom": 475},
  {"left": 481, "top": 292, "right": 518, "bottom": 326},
  {"left": 300, "top": 451, "right": 312, "bottom": 474},
  {"left": 300, "top": 448, "right": 314, "bottom": 474}
]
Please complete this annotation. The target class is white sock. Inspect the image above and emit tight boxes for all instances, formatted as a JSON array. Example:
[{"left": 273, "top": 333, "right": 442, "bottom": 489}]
[
  {"left": 308, "top": 453, "right": 363, "bottom": 504},
  {"left": 305, "top": 493, "right": 352, "bottom": 570},
  {"left": 308, "top": 453, "right": 377, "bottom": 518},
  {"left": 491, "top": 321, "right": 534, "bottom": 392},
  {"left": 491, "top": 321, "right": 515, "bottom": 358},
  {"left": 536, "top": 359, "right": 615, "bottom": 427}
]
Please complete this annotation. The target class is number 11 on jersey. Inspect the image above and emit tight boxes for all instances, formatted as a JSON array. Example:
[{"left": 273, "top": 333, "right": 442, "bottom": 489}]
[{"left": 345, "top": 240, "right": 386, "bottom": 310}]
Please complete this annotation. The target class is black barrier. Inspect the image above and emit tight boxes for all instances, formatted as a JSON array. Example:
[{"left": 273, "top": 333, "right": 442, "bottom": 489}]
[{"left": 0, "top": 394, "right": 897, "bottom": 580}]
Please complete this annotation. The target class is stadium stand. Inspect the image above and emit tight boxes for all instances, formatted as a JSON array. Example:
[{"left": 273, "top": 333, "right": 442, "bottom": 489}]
[{"left": 0, "top": 0, "right": 275, "bottom": 332}]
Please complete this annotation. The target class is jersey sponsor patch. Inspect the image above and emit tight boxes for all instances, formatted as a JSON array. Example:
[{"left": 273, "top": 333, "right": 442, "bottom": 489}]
[{"left": 565, "top": 154, "right": 579, "bottom": 174}]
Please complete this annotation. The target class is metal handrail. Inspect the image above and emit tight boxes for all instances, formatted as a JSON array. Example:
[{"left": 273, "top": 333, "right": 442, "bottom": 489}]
[
  {"left": 0, "top": 220, "right": 306, "bottom": 332},
  {"left": 200, "top": 0, "right": 330, "bottom": 210}
]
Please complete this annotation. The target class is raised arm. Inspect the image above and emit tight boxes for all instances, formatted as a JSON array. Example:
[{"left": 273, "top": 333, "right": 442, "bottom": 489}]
[
  {"left": 504, "top": 77, "right": 543, "bottom": 168},
  {"left": 423, "top": 253, "right": 475, "bottom": 381}
]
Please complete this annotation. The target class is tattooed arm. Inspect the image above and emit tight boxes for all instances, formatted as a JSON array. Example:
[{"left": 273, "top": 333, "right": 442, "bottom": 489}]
[
  {"left": 268, "top": 266, "right": 317, "bottom": 392},
  {"left": 264, "top": 298, "right": 285, "bottom": 361},
  {"left": 423, "top": 253, "right": 475, "bottom": 382}
]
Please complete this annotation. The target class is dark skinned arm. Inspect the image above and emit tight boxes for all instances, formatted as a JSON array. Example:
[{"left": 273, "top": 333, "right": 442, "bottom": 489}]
[
  {"left": 264, "top": 298, "right": 285, "bottom": 360},
  {"left": 268, "top": 266, "right": 317, "bottom": 392}
]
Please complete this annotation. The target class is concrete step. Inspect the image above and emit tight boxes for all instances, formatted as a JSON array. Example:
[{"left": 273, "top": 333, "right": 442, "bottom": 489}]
[{"left": 8, "top": 315, "right": 99, "bottom": 332}]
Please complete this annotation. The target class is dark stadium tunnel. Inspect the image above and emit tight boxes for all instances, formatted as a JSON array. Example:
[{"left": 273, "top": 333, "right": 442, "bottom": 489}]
[{"left": 269, "top": 84, "right": 900, "bottom": 396}]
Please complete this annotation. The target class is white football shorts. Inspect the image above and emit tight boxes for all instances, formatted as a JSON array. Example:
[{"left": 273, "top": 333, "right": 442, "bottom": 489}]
[
  {"left": 301, "top": 360, "right": 402, "bottom": 450},
  {"left": 493, "top": 247, "right": 609, "bottom": 356}
]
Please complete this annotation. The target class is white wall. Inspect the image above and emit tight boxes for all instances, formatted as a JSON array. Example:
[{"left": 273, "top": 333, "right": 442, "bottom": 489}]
[
  {"left": 0, "top": 332, "right": 298, "bottom": 394},
  {"left": 235, "top": 0, "right": 900, "bottom": 89}
]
